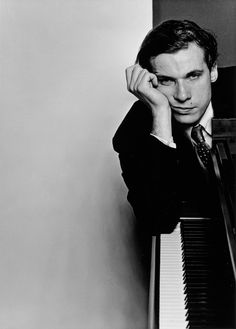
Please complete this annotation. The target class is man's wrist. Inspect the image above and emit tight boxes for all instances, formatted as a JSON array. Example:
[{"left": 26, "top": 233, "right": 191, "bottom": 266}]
[
  {"left": 151, "top": 105, "right": 172, "bottom": 140},
  {"left": 150, "top": 134, "right": 176, "bottom": 148},
  {"left": 151, "top": 121, "right": 172, "bottom": 141}
]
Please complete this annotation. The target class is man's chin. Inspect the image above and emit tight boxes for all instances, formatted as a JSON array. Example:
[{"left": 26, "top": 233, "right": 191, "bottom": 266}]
[{"left": 173, "top": 113, "right": 200, "bottom": 126}]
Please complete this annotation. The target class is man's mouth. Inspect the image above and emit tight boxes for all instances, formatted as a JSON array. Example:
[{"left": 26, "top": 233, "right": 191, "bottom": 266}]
[{"left": 171, "top": 106, "right": 195, "bottom": 113}]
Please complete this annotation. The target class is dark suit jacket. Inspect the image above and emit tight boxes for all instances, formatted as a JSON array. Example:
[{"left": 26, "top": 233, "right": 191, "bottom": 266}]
[{"left": 113, "top": 67, "right": 236, "bottom": 236}]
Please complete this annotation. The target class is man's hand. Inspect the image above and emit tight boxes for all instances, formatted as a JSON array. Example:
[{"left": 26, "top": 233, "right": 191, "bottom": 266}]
[
  {"left": 126, "top": 64, "right": 168, "bottom": 109},
  {"left": 126, "top": 64, "right": 173, "bottom": 141}
]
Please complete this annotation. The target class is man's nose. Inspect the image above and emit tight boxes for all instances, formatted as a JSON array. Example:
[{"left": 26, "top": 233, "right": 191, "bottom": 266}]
[{"left": 174, "top": 81, "right": 191, "bottom": 102}]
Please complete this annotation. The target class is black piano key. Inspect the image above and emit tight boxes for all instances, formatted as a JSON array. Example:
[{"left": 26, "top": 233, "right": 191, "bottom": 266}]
[{"left": 180, "top": 218, "right": 236, "bottom": 329}]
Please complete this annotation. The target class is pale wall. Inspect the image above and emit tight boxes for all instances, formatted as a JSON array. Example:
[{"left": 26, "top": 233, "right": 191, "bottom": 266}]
[{"left": 0, "top": 1, "right": 151, "bottom": 328}]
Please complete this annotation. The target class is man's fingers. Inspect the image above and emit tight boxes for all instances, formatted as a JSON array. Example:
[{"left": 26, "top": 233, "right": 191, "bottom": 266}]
[
  {"left": 133, "top": 69, "right": 149, "bottom": 90},
  {"left": 134, "top": 71, "right": 158, "bottom": 92},
  {"left": 125, "top": 65, "right": 139, "bottom": 88},
  {"left": 126, "top": 64, "right": 143, "bottom": 91},
  {"left": 149, "top": 74, "right": 158, "bottom": 88},
  {"left": 130, "top": 65, "right": 144, "bottom": 90},
  {"left": 125, "top": 64, "right": 169, "bottom": 112},
  {"left": 126, "top": 64, "right": 154, "bottom": 92},
  {"left": 125, "top": 65, "right": 159, "bottom": 104},
  {"left": 125, "top": 65, "right": 133, "bottom": 86}
]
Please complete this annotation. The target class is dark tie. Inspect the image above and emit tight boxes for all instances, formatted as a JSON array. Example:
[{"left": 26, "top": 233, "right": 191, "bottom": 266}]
[{"left": 191, "top": 124, "right": 211, "bottom": 168}]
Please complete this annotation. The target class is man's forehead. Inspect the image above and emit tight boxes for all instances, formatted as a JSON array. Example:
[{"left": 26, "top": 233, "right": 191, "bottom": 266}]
[{"left": 150, "top": 43, "right": 207, "bottom": 76}]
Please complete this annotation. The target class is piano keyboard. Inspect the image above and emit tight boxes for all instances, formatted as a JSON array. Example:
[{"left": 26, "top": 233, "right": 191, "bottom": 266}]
[
  {"left": 159, "top": 222, "right": 188, "bottom": 329},
  {"left": 157, "top": 217, "right": 235, "bottom": 329}
]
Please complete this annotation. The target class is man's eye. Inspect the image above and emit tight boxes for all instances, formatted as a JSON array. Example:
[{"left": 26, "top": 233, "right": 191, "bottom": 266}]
[
  {"left": 189, "top": 73, "right": 201, "bottom": 80},
  {"left": 158, "top": 78, "right": 175, "bottom": 86}
]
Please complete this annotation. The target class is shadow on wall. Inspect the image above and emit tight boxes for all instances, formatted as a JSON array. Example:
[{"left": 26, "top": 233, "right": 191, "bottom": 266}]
[{"left": 105, "top": 146, "right": 148, "bottom": 327}]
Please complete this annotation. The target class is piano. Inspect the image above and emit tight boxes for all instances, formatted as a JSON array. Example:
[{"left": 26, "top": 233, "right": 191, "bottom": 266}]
[{"left": 148, "top": 67, "right": 236, "bottom": 329}]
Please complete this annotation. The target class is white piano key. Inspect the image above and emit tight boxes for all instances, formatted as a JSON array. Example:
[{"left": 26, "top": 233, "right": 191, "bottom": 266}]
[{"left": 159, "top": 223, "right": 188, "bottom": 329}]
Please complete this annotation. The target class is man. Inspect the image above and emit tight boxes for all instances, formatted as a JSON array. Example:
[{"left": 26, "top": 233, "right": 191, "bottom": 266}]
[
  {"left": 112, "top": 19, "right": 226, "bottom": 279},
  {"left": 113, "top": 19, "right": 221, "bottom": 230}
]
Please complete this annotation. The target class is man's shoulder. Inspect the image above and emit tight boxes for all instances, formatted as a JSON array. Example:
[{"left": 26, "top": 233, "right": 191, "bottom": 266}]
[{"left": 112, "top": 100, "right": 153, "bottom": 152}]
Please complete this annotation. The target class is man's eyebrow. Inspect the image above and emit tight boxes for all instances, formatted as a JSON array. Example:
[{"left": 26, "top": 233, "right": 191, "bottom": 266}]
[
  {"left": 154, "top": 69, "right": 204, "bottom": 79},
  {"left": 154, "top": 74, "right": 175, "bottom": 80},
  {"left": 185, "top": 69, "right": 204, "bottom": 77}
]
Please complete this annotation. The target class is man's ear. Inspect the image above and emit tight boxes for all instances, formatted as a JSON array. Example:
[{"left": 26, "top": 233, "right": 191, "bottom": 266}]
[{"left": 210, "top": 64, "right": 218, "bottom": 83}]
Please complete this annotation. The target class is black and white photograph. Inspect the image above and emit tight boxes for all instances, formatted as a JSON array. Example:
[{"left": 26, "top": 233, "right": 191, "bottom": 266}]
[{"left": 0, "top": 1, "right": 235, "bottom": 328}]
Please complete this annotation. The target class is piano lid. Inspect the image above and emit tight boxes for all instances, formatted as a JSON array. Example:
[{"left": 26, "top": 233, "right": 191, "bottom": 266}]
[
  {"left": 212, "top": 66, "right": 236, "bottom": 119},
  {"left": 212, "top": 66, "right": 236, "bottom": 154}
]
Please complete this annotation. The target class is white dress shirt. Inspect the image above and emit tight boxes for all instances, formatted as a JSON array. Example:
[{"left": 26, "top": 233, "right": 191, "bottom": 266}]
[{"left": 187, "top": 102, "right": 213, "bottom": 147}]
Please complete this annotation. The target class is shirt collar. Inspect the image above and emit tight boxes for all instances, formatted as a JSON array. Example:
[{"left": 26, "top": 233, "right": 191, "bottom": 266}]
[
  {"left": 185, "top": 102, "right": 214, "bottom": 138},
  {"left": 199, "top": 102, "right": 213, "bottom": 135}
]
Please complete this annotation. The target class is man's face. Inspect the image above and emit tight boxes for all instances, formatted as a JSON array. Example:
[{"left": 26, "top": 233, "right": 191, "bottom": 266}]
[{"left": 150, "top": 42, "right": 218, "bottom": 125}]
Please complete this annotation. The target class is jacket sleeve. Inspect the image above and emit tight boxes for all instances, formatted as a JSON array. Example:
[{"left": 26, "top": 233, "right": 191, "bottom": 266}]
[{"left": 113, "top": 101, "right": 180, "bottom": 235}]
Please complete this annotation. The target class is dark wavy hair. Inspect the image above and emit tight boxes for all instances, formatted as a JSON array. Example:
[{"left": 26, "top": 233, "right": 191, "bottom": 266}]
[{"left": 136, "top": 20, "right": 218, "bottom": 71}]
